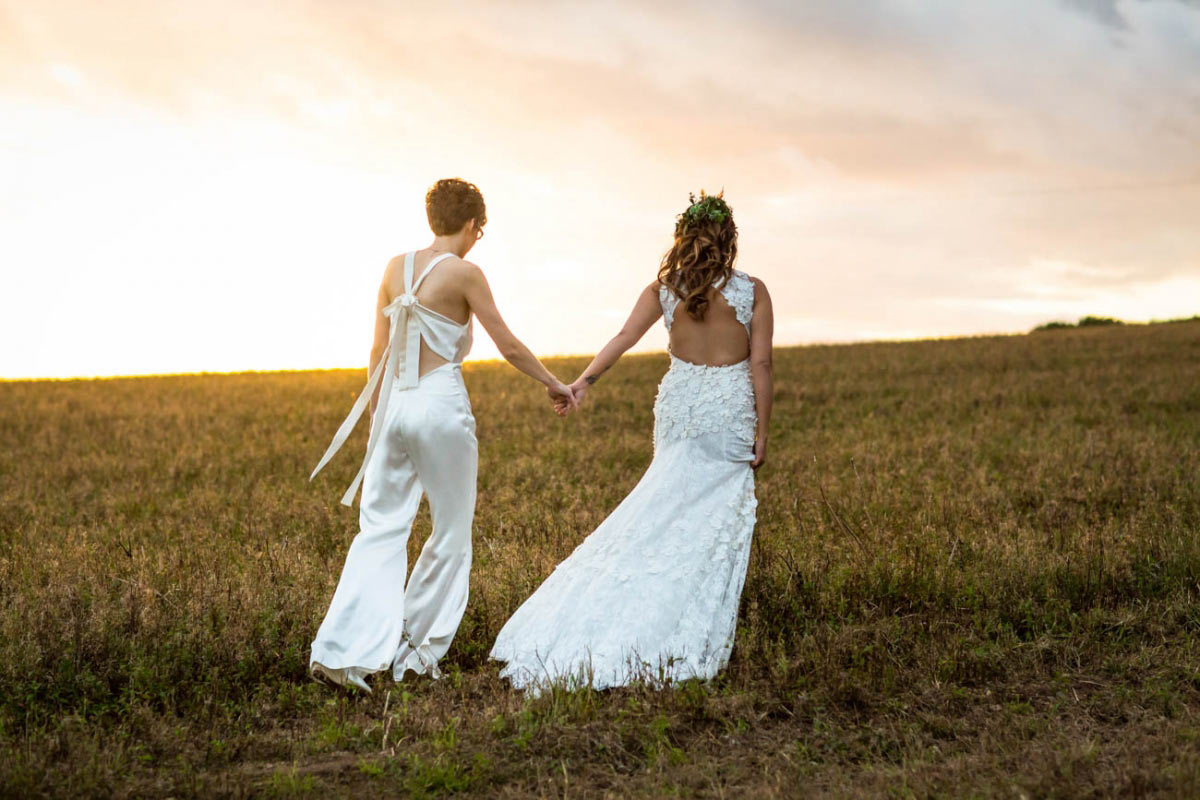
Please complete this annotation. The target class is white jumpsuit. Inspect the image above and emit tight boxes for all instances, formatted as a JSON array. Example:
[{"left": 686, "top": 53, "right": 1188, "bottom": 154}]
[{"left": 309, "top": 252, "right": 477, "bottom": 691}]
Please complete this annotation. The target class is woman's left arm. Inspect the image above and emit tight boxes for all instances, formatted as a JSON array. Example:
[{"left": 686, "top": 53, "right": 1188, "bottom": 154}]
[{"left": 568, "top": 282, "right": 663, "bottom": 403}]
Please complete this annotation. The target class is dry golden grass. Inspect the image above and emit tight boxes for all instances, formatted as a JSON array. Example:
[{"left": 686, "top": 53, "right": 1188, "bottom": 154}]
[{"left": 1, "top": 321, "right": 1199, "bottom": 798}]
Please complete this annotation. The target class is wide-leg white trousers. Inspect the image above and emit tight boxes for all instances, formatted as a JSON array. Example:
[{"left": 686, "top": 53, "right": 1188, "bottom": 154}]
[{"left": 310, "top": 363, "right": 478, "bottom": 690}]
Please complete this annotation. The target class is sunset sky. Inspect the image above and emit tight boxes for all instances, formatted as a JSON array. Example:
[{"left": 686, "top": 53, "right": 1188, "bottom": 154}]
[{"left": 3, "top": 0, "right": 1199, "bottom": 379}]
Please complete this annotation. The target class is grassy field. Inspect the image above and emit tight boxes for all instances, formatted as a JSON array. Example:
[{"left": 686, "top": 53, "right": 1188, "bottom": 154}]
[{"left": 2, "top": 320, "right": 1199, "bottom": 798}]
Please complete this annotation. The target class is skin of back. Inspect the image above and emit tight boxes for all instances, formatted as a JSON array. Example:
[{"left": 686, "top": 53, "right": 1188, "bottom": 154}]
[
  {"left": 666, "top": 286, "right": 753, "bottom": 367},
  {"left": 362, "top": 182, "right": 577, "bottom": 423},
  {"left": 380, "top": 253, "right": 474, "bottom": 377},
  {"left": 365, "top": 222, "right": 576, "bottom": 421},
  {"left": 566, "top": 272, "right": 775, "bottom": 468},
  {"left": 669, "top": 276, "right": 775, "bottom": 465}
]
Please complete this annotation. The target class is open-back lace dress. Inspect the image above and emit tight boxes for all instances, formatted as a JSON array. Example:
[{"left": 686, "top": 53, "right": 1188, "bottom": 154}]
[{"left": 489, "top": 270, "right": 759, "bottom": 694}]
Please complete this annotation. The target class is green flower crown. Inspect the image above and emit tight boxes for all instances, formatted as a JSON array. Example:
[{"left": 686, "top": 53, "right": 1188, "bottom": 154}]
[{"left": 679, "top": 190, "right": 732, "bottom": 227}]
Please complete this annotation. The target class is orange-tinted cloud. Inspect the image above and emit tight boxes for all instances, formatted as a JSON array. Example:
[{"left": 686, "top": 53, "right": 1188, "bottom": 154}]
[{"left": 2, "top": 0, "right": 1198, "bottom": 377}]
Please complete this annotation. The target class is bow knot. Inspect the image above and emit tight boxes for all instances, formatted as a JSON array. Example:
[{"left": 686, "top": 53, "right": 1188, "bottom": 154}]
[{"left": 309, "top": 251, "right": 455, "bottom": 508}]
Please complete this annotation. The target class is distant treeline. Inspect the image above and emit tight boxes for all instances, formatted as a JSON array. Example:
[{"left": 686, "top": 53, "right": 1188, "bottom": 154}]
[{"left": 1032, "top": 314, "right": 1199, "bottom": 333}]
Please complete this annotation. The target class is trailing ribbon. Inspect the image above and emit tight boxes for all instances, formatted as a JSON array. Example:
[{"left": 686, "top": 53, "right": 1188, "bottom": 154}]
[{"left": 309, "top": 252, "right": 454, "bottom": 506}]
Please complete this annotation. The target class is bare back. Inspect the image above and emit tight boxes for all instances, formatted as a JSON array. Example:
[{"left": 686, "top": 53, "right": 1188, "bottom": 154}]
[
  {"left": 381, "top": 250, "right": 473, "bottom": 377},
  {"left": 660, "top": 270, "right": 757, "bottom": 368},
  {"left": 667, "top": 288, "right": 752, "bottom": 367}
]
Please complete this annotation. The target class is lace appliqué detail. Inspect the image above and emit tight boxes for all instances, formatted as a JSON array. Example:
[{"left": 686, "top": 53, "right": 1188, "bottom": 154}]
[
  {"left": 659, "top": 285, "right": 679, "bottom": 331},
  {"left": 489, "top": 448, "right": 758, "bottom": 694},
  {"left": 653, "top": 358, "right": 756, "bottom": 449},
  {"left": 488, "top": 348, "right": 760, "bottom": 695},
  {"left": 658, "top": 270, "right": 755, "bottom": 335},
  {"left": 718, "top": 270, "right": 755, "bottom": 335}
]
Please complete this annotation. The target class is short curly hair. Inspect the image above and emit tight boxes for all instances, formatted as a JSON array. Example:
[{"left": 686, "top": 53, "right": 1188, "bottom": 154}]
[{"left": 425, "top": 178, "right": 487, "bottom": 236}]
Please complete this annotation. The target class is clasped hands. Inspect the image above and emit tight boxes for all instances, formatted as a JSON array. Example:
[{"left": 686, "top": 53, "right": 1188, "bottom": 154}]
[{"left": 547, "top": 377, "right": 590, "bottom": 418}]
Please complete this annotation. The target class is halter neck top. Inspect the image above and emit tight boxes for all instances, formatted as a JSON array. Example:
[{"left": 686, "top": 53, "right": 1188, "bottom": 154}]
[{"left": 310, "top": 251, "right": 474, "bottom": 506}]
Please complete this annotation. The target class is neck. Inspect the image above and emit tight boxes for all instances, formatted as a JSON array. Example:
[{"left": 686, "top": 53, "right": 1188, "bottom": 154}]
[{"left": 429, "top": 234, "right": 469, "bottom": 258}]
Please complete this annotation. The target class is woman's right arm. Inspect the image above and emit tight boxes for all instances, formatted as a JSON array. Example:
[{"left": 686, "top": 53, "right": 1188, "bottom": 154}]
[
  {"left": 367, "top": 260, "right": 397, "bottom": 423},
  {"left": 748, "top": 278, "right": 774, "bottom": 469},
  {"left": 462, "top": 262, "right": 578, "bottom": 411},
  {"left": 568, "top": 282, "right": 664, "bottom": 401}
]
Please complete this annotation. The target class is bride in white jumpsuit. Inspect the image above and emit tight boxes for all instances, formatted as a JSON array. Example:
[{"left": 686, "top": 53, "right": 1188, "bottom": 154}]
[{"left": 308, "top": 179, "right": 576, "bottom": 692}]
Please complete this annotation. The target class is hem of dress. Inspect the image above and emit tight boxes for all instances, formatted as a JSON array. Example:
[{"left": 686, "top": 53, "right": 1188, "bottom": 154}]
[
  {"left": 488, "top": 651, "right": 727, "bottom": 697},
  {"left": 392, "top": 642, "right": 445, "bottom": 681},
  {"left": 310, "top": 643, "right": 446, "bottom": 691},
  {"left": 309, "top": 640, "right": 397, "bottom": 694},
  {"left": 310, "top": 659, "right": 381, "bottom": 694}
]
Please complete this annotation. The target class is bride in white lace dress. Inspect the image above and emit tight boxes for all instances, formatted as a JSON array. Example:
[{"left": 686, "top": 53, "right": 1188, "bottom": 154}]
[{"left": 489, "top": 191, "right": 774, "bottom": 693}]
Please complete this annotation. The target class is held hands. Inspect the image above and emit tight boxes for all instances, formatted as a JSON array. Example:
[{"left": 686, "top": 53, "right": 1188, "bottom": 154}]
[
  {"left": 568, "top": 378, "right": 589, "bottom": 406},
  {"left": 547, "top": 377, "right": 590, "bottom": 417},
  {"left": 546, "top": 380, "right": 580, "bottom": 417}
]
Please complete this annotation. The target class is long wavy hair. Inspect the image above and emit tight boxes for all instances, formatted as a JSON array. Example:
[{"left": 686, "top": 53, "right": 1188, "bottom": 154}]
[{"left": 657, "top": 191, "right": 738, "bottom": 321}]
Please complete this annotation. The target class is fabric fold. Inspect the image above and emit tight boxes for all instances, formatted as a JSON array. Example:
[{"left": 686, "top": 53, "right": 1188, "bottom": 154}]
[{"left": 310, "top": 251, "right": 467, "bottom": 507}]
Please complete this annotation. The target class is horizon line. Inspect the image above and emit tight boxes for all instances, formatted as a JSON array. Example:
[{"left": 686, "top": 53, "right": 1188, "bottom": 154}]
[{"left": 5, "top": 317, "right": 1196, "bottom": 383}]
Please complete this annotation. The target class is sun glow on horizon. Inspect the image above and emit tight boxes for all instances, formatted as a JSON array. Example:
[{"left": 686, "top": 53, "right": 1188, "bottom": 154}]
[{"left": 3, "top": 1, "right": 1199, "bottom": 380}]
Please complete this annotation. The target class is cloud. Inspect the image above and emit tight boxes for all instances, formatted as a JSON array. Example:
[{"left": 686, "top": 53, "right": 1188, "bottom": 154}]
[
  {"left": 2, "top": 0, "right": 1199, "bottom": 376},
  {"left": 6, "top": 0, "right": 1200, "bottom": 182},
  {"left": 1062, "top": 0, "right": 1133, "bottom": 29}
]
